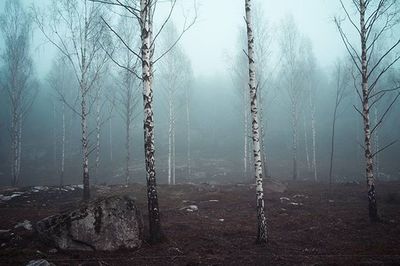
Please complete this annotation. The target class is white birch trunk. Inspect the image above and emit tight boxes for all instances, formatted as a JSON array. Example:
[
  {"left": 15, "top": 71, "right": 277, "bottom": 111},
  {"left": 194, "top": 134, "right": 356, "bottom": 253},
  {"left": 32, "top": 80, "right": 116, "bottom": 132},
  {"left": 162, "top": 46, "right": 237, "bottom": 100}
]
[
  {"left": 168, "top": 96, "right": 172, "bottom": 185},
  {"left": 53, "top": 102, "right": 57, "bottom": 167},
  {"left": 311, "top": 106, "right": 317, "bottom": 181},
  {"left": 15, "top": 116, "right": 22, "bottom": 184},
  {"left": 259, "top": 92, "right": 268, "bottom": 178},
  {"left": 243, "top": 85, "right": 248, "bottom": 178},
  {"left": 186, "top": 85, "right": 191, "bottom": 179},
  {"left": 11, "top": 111, "right": 17, "bottom": 185},
  {"left": 245, "top": 0, "right": 267, "bottom": 243},
  {"left": 61, "top": 101, "right": 65, "bottom": 187},
  {"left": 141, "top": 0, "right": 162, "bottom": 242},
  {"left": 291, "top": 103, "right": 298, "bottom": 180},
  {"left": 303, "top": 115, "right": 311, "bottom": 171},
  {"left": 95, "top": 95, "right": 101, "bottom": 185},
  {"left": 172, "top": 119, "right": 176, "bottom": 185},
  {"left": 81, "top": 89, "right": 90, "bottom": 200},
  {"left": 360, "top": 0, "right": 377, "bottom": 220},
  {"left": 109, "top": 117, "right": 113, "bottom": 162},
  {"left": 125, "top": 89, "right": 131, "bottom": 185}
]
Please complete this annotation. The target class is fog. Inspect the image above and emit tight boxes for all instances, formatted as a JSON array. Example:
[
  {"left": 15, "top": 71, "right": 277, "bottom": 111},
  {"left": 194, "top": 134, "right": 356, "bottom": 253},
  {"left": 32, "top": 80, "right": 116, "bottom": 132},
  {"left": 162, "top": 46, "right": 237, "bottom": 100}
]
[{"left": 0, "top": 0, "right": 399, "bottom": 187}]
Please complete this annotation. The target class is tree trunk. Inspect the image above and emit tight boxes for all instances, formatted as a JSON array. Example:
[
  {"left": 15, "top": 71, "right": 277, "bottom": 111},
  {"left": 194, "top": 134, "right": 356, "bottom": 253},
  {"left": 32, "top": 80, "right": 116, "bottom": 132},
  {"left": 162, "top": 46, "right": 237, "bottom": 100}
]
[
  {"left": 311, "top": 107, "right": 317, "bottom": 182},
  {"left": 53, "top": 102, "right": 57, "bottom": 168},
  {"left": 292, "top": 103, "right": 298, "bottom": 180},
  {"left": 243, "top": 86, "right": 248, "bottom": 178},
  {"left": 17, "top": 118, "right": 22, "bottom": 180},
  {"left": 329, "top": 103, "right": 338, "bottom": 188},
  {"left": 303, "top": 115, "right": 311, "bottom": 171},
  {"left": 245, "top": 0, "right": 267, "bottom": 244},
  {"left": 259, "top": 92, "right": 268, "bottom": 178},
  {"left": 168, "top": 96, "right": 172, "bottom": 185},
  {"left": 81, "top": 92, "right": 90, "bottom": 201},
  {"left": 125, "top": 110, "right": 131, "bottom": 185},
  {"left": 172, "top": 117, "right": 176, "bottom": 185},
  {"left": 60, "top": 101, "right": 65, "bottom": 187},
  {"left": 360, "top": 0, "right": 378, "bottom": 221},
  {"left": 141, "top": 0, "right": 162, "bottom": 243},
  {"left": 95, "top": 95, "right": 101, "bottom": 185},
  {"left": 11, "top": 110, "right": 18, "bottom": 186},
  {"left": 109, "top": 117, "right": 113, "bottom": 162},
  {"left": 186, "top": 86, "right": 191, "bottom": 179}
]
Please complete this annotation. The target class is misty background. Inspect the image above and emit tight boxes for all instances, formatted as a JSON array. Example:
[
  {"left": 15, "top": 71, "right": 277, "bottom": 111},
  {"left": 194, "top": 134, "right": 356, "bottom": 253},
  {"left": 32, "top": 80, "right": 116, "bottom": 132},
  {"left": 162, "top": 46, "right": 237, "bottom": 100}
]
[{"left": 0, "top": 0, "right": 399, "bottom": 186}]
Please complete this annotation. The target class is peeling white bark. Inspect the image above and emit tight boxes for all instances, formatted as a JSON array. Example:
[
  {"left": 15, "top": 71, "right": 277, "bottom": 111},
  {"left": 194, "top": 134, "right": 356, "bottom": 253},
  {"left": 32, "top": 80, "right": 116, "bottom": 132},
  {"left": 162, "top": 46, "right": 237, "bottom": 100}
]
[
  {"left": 141, "top": 0, "right": 162, "bottom": 242},
  {"left": 359, "top": 0, "right": 377, "bottom": 220},
  {"left": 245, "top": 0, "right": 267, "bottom": 244}
]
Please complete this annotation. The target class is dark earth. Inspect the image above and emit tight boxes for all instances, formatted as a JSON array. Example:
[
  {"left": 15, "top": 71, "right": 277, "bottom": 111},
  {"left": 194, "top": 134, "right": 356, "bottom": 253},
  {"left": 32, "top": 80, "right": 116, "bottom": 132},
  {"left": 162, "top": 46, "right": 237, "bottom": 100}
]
[{"left": 0, "top": 180, "right": 399, "bottom": 265}]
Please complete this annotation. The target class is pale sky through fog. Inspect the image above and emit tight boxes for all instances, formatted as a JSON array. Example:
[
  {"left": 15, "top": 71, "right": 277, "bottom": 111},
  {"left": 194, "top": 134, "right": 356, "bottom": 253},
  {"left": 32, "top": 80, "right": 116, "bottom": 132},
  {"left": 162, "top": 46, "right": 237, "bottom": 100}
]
[
  {"left": 0, "top": 0, "right": 348, "bottom": 78},
  {"left": 176, "top": 0, "right": 346, "bottom": 77}
]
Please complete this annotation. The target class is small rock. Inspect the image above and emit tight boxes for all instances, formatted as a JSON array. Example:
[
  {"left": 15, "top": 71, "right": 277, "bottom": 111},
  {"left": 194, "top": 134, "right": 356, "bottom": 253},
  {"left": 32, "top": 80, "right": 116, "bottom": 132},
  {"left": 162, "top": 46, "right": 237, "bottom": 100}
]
[
  {"left": 36, "top": 195, "right": 143, "bottom": 251},
  {"left": 209, "top": 200, "right": 219, "bottom": 202},
  {"left": 289, "top": 202, "right": 303, "bottom": 206},
  {"left": 48, "top": 248, "right": 57, "bottom": 254},
  {"left": 218, "top": 219, "right": 224, "bottom": 222},
  {"left": 1, "top": 243, "right": 6, "bottom": 247},
  {"left": 280, "top": 197, "right": 290, "bottom": 203},
  {"left": 389, "top": 219, "right": 395, "bottom": 223},
  {"left": 181, "top": 205, "right": 198, "bottom": 212},
  {"left": 328, "top": 200, "right": 335, "bottom": 203},
  {"left": 15, "top": 220, "right": 32, "bottom": 231}
]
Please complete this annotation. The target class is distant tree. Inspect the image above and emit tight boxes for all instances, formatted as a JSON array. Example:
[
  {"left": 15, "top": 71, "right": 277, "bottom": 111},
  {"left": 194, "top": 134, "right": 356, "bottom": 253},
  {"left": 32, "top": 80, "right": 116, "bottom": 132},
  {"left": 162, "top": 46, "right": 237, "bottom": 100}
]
[
  {"left": 302, "top": 38, "right": 318, "bottom": 181},
  {"left": 230, "top": 29, "right": 251, "bottom": 179},
  {"left": 112, "top": 13, "right": 141, "bottom": 186},
  {"left": 47, "top": 55, "right": 77, "bottom": 187},
  {"left": 159, "top": 22, "right": 192, "bottom": 185},
  {"left": 34, "top": 0, "right": 111, "bottom": 200},
  {"left": 329, "top": 59, "right": 350, "bottom": 187},
  {"left": 244, "top": 0, "right": 267, "bottom": 244},
  {"left": 335, "top": 0, "right": 400, "bottom": 221},
  {"left": 183, "top": 58, "right": 194, "bottom": 180},
  {"left": 253, "top": 3, "right": 274, "bottom": 178},
  {"left": 0, "top": 0, "right": 37, "bottom": 186},
  {"left": 92, "top": 0, "right": 196, "bottom": 243},
  {"left": 278, "top": 15, "right": 306, "bottom": 180}
]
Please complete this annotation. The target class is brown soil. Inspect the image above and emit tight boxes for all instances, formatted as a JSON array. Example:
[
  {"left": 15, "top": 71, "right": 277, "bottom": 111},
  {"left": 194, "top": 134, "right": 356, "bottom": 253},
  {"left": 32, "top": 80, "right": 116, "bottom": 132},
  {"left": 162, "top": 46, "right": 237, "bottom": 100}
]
[{"left": 0, "top": 180, "right": 399, "bottom": 265}]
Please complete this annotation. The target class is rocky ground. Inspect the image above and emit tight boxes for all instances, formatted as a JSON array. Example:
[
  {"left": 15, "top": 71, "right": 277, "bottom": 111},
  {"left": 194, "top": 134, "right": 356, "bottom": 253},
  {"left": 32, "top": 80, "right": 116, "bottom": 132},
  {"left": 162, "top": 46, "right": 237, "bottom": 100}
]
[{"left": 0, "top": 180, "right": 399, "bottom": 265}]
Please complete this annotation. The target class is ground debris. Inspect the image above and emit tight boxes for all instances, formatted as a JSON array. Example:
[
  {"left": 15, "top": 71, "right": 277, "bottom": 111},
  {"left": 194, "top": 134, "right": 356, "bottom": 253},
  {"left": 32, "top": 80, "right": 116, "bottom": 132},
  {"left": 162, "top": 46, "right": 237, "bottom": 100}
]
[{"left": 15, "top": 220, "right": 32, "bottom": 231}]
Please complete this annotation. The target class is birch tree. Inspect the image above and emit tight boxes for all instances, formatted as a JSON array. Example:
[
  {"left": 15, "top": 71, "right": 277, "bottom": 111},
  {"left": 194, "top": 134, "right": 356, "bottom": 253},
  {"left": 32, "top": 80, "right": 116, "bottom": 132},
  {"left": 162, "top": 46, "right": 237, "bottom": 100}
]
[
  {"left": 329, "top": 60, "right": 350, "bottom": 187},
  {"left": 279, "top": 15, "right": 305, "bottom": 181},
  {"left": 335, "top": 0, "right": 400, "bottom": 221},
  {"left": 34, "top": 0, "right": 110, "bottom": 200},
  {"left": 47, "top": 55, "right": 76, "bottom": 187},
  {"left": 302, "top": 38, "right": 318, "bottom": 181},
  {"left": 253, "top": 3, "right": 273, "bottom": 178},
  {"left": 0, "top": 0, "right": 37, "bottom": 186},
  {"left": 230, "top": 30, "right": 251, "bottom": 179},
  {"left": 159, "top": 22, "right": 190, "bottom": 185},
  {"left": 183, "top": 58, "right": 194, "bottom": 180},
  {"left": 244, "top": 0, "right": 267, "bottom": 244},
  {"left": 113, "top": 14, "right": 141, "bottom": 185},
  {"left": 92, "top": 0, "right": 196, "bottom": 243}
]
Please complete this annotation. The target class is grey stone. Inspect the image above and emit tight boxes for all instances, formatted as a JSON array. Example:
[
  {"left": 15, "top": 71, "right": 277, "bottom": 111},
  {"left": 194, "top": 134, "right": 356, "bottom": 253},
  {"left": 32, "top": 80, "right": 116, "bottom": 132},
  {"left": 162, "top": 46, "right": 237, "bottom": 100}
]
[{"left": 36, "top": 195, "right": 143, "bottom": 251}]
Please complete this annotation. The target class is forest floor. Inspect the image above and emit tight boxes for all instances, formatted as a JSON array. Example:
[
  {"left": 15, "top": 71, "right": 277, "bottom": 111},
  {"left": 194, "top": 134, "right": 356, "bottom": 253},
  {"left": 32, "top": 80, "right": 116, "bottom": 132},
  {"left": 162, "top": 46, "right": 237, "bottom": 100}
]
[{"left": 0, "top": 179, "right": 400, "bottom": 265}]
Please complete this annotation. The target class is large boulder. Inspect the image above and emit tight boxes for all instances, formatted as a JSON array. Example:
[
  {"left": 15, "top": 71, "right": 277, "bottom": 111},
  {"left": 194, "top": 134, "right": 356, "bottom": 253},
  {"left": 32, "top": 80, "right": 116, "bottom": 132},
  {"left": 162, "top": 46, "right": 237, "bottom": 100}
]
[{"left": 36, "top": 195, "right": 143, "bottom": 251}]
